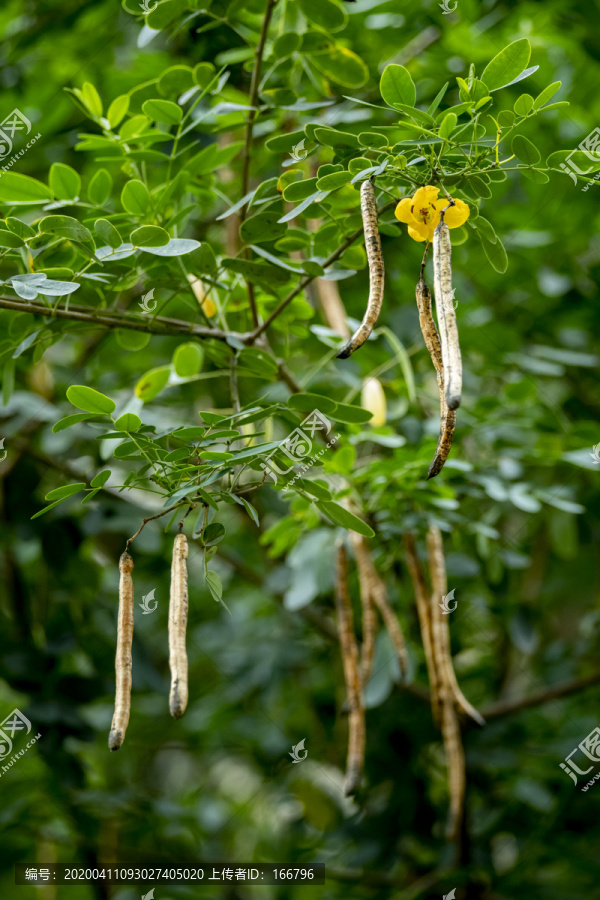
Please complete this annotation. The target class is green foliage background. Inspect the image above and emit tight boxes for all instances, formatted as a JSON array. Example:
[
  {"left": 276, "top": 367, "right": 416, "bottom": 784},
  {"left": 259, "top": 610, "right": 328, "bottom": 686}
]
[{"left": 0, "top": 0, "right": 600, "bottom": 897}]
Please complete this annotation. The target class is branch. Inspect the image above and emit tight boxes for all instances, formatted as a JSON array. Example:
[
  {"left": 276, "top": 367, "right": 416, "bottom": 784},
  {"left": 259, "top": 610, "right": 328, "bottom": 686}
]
[
  {"left": 250, "top": 199, "right": 397, "bottom": 340},
  {"left": 481, "top": 670, "right": 600, "bottom": 722},
  {"left": 240, "top": 0, "right": 278, "bottom": 328},
  {"left": 0, "top": 295, "right": 249, "bottom": 343}
]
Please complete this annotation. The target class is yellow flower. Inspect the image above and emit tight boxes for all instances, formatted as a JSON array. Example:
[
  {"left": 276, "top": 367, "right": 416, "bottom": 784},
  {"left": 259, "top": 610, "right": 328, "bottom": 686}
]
[{"left": 394, "top": 185, "right": 470, "bottom": 242}]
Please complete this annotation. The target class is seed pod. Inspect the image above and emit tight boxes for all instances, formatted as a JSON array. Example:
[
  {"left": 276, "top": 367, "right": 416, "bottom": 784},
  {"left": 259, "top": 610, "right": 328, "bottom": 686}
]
[
  {"left": 169, "top": 533, "right": 189, "bottom": 718},
  {"left": 109, "top": 551, "right": 135, "bottom": 751},
  {"left": 432, "top": 219, "right": 462, "bottom": 410},
  {"left": 415, "top": 276, "right": 456, "bottom": 479},
  {"left": 350, "top": 530, "right": 408, "bottom": 682},
  {"left": 403, "top": 533, "right": 441, "bottom": 725},
  {"left": 337, "top": 179, "right": 384, "bottom": 359},
  {"left": 426, "top": 526, "right": 484, "bottom": 727},
  {"left": 335, "top": 544, "right": 365, "bottom": 796},
  {"left": 440, "top": 689, "right": 466, "bottom": 840}
]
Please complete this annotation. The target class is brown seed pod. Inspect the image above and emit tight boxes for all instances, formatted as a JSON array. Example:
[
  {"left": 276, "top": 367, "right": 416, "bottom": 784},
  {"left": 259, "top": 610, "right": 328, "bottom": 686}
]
[
  {"left": 337, "top": 179, "right": 384, "bottom": 359},
  {"left": 169, "top": 533, "right": 189, "bottom": 719},
  {"left": 432, "top": 219, "right": 462, "bottom": 410},
  {"left": 335, "top": 544, "right": 365, "bottom": 796},
  {"left": 350, "top": 530, "right": 408, "bottom": 682},
  {"left": 403, "top": 533, "right": 441, "bottom": 725},
  {"left": 415, "top": 276, "right": 457, "bottom": 479},
  {"left": 108, "top": 551, "right": 135, "bottom": 751},
  {"left": 440, "top": 687, "right": 466, "bottom": 840},
  {"left": 426, "top": 525, "right": 484, "bottom": 727}
]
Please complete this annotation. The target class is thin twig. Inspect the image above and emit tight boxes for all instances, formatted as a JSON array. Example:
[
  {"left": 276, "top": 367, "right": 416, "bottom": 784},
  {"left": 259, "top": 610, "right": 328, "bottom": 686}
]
[{"left": 125, "top": 503, "right": 183, "bottom": 550}]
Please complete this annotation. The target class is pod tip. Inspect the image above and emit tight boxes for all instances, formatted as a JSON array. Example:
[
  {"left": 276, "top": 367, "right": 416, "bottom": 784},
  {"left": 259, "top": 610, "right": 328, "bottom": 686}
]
[
  {"left": 446, "top": 394, "right": 461, "bottom": 411},
  {"left": 336, "top": 343, "right": 353, "bottom": 359}
]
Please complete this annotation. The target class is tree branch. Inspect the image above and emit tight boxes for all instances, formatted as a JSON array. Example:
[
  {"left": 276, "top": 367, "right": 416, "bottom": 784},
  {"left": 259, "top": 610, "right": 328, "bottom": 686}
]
[
  {"left": 481, "top": 670, "right": 600, "bottom": 722},
  {"left": 0, "top": 295, "right": 248, "bottom": 343}
]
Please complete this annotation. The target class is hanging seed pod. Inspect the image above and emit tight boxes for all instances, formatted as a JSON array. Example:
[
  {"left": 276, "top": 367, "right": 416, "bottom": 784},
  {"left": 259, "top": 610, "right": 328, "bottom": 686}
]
[
  {"left": 335, "top": 544, "right": 365, "bottom": 796},
  {"left": 426, "top": 526, "right": 484, "bottom": 727},
  {"left": 403, "top": 533, "right": 441, "bottom": 725},
  {"left": 440, "top": 689, "right": 466, "bottom": 840},
  {"left": 109, "top": 551, "right": 135, "bottom": 751},
  {"left": 169, "top": 533, "right": 189, "bottom": 719},
  {"left": 350, "top": 530, "right": 408, "bottom": 682},
  {"left": 432, "top": 217, "right": 462, "bottom": 410},
  {"left": 415, "top": 276, "right": 457, "bottom": 479},
  {"left": 337, "top": 179, "right": 384, "bottom": 359}
]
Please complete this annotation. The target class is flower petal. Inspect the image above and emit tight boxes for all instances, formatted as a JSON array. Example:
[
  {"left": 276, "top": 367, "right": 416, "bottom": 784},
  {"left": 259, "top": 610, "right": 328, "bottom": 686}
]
[
  {"left": 412, "top": 185, "right": 439, "bottom": 210},
  {"left": 394, "top": 197, "right": 413, "bottom": 224},
  {"left": 407, "top": 222, "right": 429, "bottom": 242},
  {"left": 444, "top": 198, "right": 471, "bottom": 228}
]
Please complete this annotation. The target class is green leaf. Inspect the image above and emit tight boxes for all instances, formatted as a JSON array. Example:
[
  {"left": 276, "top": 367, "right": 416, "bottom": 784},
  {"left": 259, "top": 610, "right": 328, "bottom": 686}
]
[
  {"left": 135, "top": 366, "right": 171, "bottom": 402},
  {"left": 142, "top": 238, "right": 200, "bottom": 256},
  {"left": 146, "top": 0, "right": 188, "bottom": 29},
  {"left": 202, "top": 522, "right": 226, "bottom": 546},
  {"left": 329, "top": 403, "right": 373, "bottom": 424},
  {"left": 115, "top": 330, "right": 151, "bottom": 351},
  {"left": 512, "top": 135, "right": 541, "bottom": 166},
  {"left": 193, "top": 62, "right": 216, "bottom": 88},
  {"left": 272, "top": 32, "right": 302, "bottom": 58},
  {"left": 380, "top": 64, "right": 416, "bottom": 109},
  {"left": 52, "top": 413, "right": 96, "bottom": 433},
  {"left": 66, "top": 385, "right": 116, "bottom": 415},
  {"left": 473, "top": 215, "right": 496, "bottom": 244},
  {"left": 513, "top": 93, "right": 534, "bottom": 117},
  {"left": 158, "top": 66, "right": 195, "bottom": 97},
  {"left": 316, "top": 171, "right": 352, "bottom": 191},
  {"left": 0, "top": 231, "right": 25, "bottom": 248},
  {"left": 239, "top": 212, "right": 287, "bottom": 244},
  {"left": 49, "top": 163, "right": 81, "bottom": 200},
  {"left": 114, "top": 413, "right": 142, "bottom": 432},
  {"left": 87, "top": 169, "right": 113, "bottom": 206},
  {"left": 238, "top": 496, "right": 260, "bottom": 526},
  {"left": 288, "top": 393, "right": 338, "bottom": 415},
  {"left": 533, "top": 81, "right": 561, "bottom": 110},
  {"left": 131, "top": 225, "right": 170, "bottom": 247},
  {"left": 265, "top": 130, "right": 306, "bottom": 152},
  {"left": 481, "top": 39, "right": 531, "bottom": 92},
  {"left": 38, "top": 215, "right": 93, "bottom": 243},
  {"left": 107, "top": 94, "right": 130, "bottom": 128},
  {"left": 121, "top": 180, "right": 151, "bottom": 215},
  {"left": 311, "top": 47, "right": 368, "bottom": 88},
  {"left": 142, "top": 98, "right": 183, "bottom": 124},
  {"left": 206, "top": 569, "right": 223, "bottom": 602},
  {"left": 316, "top": 501, "right": 375, "bottom": 537},
  {"left": 439, "top": 112, "right": 457, "bottom": 140},
  {"left": 6, "top": 217, "right": 35, "bottom": 239},
  {"left": 0, "top": 172, "right": 54, "bottom": 204},
  {"left": 519, "top": 167, "right": 549, "bottom": 184},
  {"left": 173, "top": 342, "right": 204, "bottom": 377},
  {"left": 480, "top": 233, "right": 508, "bottom": 273},
  {"left": 298, "top": 0, "right": 348, "bottom": 32},
  {"left": 45, "top": 482, "right": 86, "bottom": 501},
  {"left": 91, "top": 470, "right": 111, "bottom": 488},
  {"left": 94, "top": 218, "right": 122, "bottom": 249},
  {"left": 81, "top": 82, "right": 103, "bottom": 118},
  {"left": 283, "top": 178, "right": 319, "bottom": 202}
]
